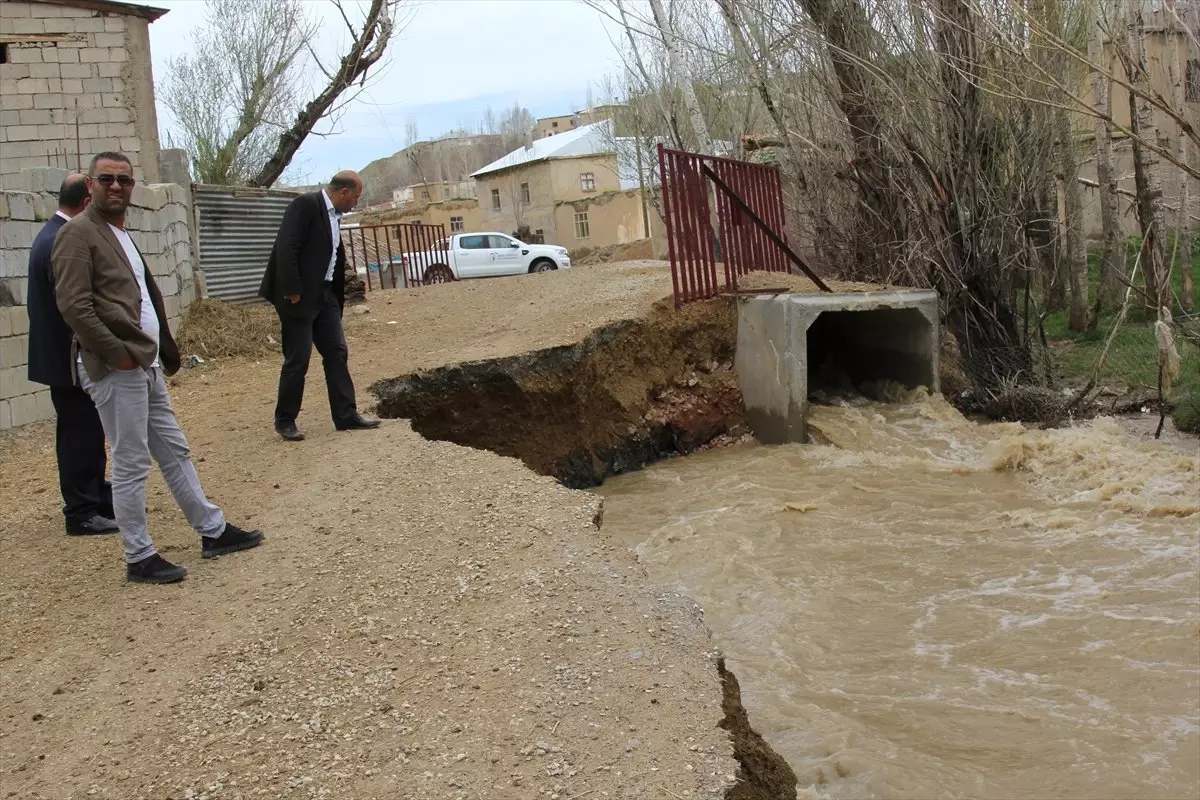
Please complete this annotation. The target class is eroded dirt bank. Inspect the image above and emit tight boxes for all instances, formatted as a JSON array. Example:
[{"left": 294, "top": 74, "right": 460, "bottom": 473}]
[
  {"left": 0, "top": 262, "right": 798, "bottom": 800},
  {"left": 372, "top": 298, "right": 749, "bottom": 488}
]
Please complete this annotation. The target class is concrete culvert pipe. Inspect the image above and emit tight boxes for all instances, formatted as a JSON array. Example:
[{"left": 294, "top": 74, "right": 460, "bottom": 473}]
[{"left": 735, "top": 291, "right": 940, "bottom": 444}]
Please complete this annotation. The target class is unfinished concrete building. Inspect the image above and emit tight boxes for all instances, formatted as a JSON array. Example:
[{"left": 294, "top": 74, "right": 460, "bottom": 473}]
[{"left": 0, "top": 0, "right": 167, "bottom": 188}]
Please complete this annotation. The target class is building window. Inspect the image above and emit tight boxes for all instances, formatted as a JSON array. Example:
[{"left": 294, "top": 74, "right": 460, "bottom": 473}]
[
  {"left": 520, "top": 182, "right": 530, "bottom": 204},
  {"left": 410, "top": 219, "right": 422, "bottom": 225},
  {"left": 552, "top": 121, "right": 559, "bottom": 128},
  {"left": 580, "top": 172, "right": 596, "bottom": 192},
  {"left": 491, "top": 188, "right": 501, "bottom": 211},
  {"left": 450, "top": 216, "right": 464, "bottom": 232},
  {"left": 1188, "top": 60, "right": 1200, "bottom": 103},
  {"left": 420, "top": 189, "right": 430, "bottom": 201},
  {"left": 574, "top": 211, "right": 590, "bottom": 240},
  {"left": 0, "top": 44, "right": 8, "bottom": 64}
]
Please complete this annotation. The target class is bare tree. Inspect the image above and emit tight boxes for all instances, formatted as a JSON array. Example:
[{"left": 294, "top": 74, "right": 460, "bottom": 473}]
[
  {"left": 1122, "top": 0, "right": 1171, "bottom": 313},
  {"left": 1037, "top": 0, "right": 1090, "bottom": 330},
  {"left": 1088, "top": 10, "right": 1125, "bottom": 321},
  {"left": 1166, "top": 0, "right": 1195, "bottom": 313},
  {"left": 646, "top": 0, "right": 713, "bottom": 154},
  {"left": 160, "top": 0, "right": 314, "bottom": 185},
  {"left": 250, "top": 0, "right": 403, "bottom": 188}
]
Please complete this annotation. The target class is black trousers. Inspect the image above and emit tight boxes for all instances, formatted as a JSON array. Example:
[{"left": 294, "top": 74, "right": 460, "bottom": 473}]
[
  {"left": 274, "top": 284, "right": 358, "bottom": 425},
  {"left": 49, "top": 385, "right": 114, "bottom": 523}
]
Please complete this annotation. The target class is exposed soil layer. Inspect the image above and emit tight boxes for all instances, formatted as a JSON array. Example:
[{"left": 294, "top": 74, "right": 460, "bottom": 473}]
[
  {"left": 719, "top": 659, "right": 801, "bottom": 800},
  {"left": 372, "top": 297, "right": 750, "bottom": 488}
]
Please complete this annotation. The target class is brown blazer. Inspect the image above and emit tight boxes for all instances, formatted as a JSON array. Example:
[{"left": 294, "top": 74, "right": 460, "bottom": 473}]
[{"left": 52, "top": 204, "right": 181, "bottom": 383}]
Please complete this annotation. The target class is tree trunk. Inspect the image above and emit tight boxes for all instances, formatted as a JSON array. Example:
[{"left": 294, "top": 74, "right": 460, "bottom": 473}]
[
  {"left": 1088, "top": 26, "right": 1125, "bottom": 318},
  {"left": 1058, "top": 113, "right": 1090, "bottom": 331},
  {"left": 647, "top": 0, "right": 713, "bottom": 155},
  {"left": 1126, "top": 0, "right": 1170, "bottom": 313},
  {"left": 1167, "top": 0, "right": 1195, "bottom": 312},
  {"left": 249, "top": 0, "right": 394, "bottom": 188}
]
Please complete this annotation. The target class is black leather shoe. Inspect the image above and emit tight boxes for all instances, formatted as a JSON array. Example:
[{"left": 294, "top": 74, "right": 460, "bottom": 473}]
[
  {"left": 127, "top": 553, "right": 187, "bottom": 584},
  {"left": 275, "top": 421, "right": 305, "bottom": 441},
  {"left": 201, "top": 523, "right": 264, "bottom": 559},
  {"left": 334, "top": 415, "right": 381, "bottom": 431},
  {"left": 66, "top": 514, "right": 119, "bottom": 536}
]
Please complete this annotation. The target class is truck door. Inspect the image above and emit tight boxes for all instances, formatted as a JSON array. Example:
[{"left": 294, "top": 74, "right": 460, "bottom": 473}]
[
  {"left": 486, "top": 234, "right": 525, "bottom": 276},
  {"left": 455, "top": 234, "right": 491, "bottom": 278}
]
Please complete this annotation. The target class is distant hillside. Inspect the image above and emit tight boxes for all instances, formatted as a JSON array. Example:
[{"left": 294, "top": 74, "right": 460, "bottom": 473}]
[{"left": 358, "top": 133, "right": 519, "bottom": 205}]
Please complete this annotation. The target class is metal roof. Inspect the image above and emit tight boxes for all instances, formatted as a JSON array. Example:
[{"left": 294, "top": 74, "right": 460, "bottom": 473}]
[
  {"left": 33, "top": 0, "right": 170, "bottom": 22},
  {"left": 471, "top": 119, "right": 647, "bottom": 191}
]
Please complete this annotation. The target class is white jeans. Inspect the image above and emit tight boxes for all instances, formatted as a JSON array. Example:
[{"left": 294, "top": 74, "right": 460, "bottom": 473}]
[{"left": 78, "top": 364, "right": 225, "bottom": 563}]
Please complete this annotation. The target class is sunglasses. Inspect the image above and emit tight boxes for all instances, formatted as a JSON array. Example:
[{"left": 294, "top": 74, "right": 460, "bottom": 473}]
[{"left": 93, "top": 173, "right": 135, "bottom": 187}]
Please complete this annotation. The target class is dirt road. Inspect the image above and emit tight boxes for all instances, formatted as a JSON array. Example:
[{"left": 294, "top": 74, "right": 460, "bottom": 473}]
[{"left": 0, "top": 262, "right": 765, "bottom": 800}]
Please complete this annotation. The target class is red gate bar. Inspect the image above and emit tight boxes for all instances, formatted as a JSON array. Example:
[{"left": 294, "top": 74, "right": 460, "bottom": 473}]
[
  {"left": 657, "top": 144, "right": 828, "bottom": 307},
  {"left": 341, "top": 222, "right": 450, "bottom": 290}
]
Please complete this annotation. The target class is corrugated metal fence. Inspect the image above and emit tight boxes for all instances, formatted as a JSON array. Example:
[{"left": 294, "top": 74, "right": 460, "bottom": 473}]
[{"left": 193, "top": 184, "right": 300, "bottom": 303}]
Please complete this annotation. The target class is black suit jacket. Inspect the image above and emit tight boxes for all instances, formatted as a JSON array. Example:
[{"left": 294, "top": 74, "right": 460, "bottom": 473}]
[
  {"left": 27, "top": 213, "right": 74, "bottom": 386},
  {"left": 259, "top": 191, "right": 346, "bottom": 318}
]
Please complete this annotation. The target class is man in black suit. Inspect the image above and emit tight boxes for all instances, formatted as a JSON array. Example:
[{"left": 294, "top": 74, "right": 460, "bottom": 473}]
[
  {"left": 26, "top": 174, "right": 118, "bottom": 536},
  {"left": 259, "top": 171, "right": 380, "bottom": 441}
]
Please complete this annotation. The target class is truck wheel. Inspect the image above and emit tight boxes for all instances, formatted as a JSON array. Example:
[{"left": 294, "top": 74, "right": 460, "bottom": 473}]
[
  {"left": 423, "top": 264, "right": 454, "bottom": 284},
  {"left": 530, "top": 259, "right": 557, "bottom": 274}
]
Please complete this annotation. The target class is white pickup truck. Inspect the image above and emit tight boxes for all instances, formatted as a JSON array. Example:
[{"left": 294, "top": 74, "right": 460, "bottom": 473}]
[{"left": 406, "top": 232, "right": 572, "bottom": 284}]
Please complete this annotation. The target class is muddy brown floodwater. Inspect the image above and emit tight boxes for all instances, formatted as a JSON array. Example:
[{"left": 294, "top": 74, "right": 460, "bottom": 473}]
[{"left": 598, "top": 390, "right": 1200, "bottom": 799}]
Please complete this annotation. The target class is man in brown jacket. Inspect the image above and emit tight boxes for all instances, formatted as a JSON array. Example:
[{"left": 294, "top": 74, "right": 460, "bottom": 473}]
[{"left": 53, "top": 152, "right": 265, "bottom": 584}]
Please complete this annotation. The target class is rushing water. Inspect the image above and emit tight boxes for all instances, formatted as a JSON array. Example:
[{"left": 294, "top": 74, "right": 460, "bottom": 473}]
[{"left": 598, "top": 391, "right": 1200, "bottom": 799}]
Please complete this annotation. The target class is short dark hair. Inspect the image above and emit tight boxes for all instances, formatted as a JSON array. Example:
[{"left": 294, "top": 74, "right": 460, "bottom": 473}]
[
  {"left": 88, "top": 151, "right": 132, "bottom": 175},
  {"left": 58, "top": 176, "right": 88, "bottom": 209},
  {"left": 329, "top": 175, "right": 358, "bottom": 192}
]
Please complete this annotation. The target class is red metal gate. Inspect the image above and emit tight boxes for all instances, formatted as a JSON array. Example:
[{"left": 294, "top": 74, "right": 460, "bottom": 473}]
[
  {"left": 341, "top": 222, "right": 451, "bottom": 290},
  {"left": 657, "top": 144, "right": 829, "bottom": 306}
]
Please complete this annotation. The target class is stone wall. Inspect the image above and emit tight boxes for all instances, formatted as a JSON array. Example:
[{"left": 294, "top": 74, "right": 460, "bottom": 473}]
[
  {"left": 0, "top": 1, "right": 163, "bottom": 188},
  {"left": 0, "top": 168, "right": 197, "bottom": 430}
]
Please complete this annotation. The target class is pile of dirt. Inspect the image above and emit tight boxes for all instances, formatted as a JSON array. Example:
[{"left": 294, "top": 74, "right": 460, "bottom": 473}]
[
  {"left": 575, "top": 238, "right": 654, "bottom": 266},
  {"left": 175, "top": 298, "right": 281, "bottom": 359},
  {"left": 371, "top": 296, "right": 744, "bottom": 488}
]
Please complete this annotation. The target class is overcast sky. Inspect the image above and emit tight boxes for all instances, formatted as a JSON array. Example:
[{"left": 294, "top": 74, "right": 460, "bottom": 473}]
[{"left": 135, "top": 0, "right": 627, "bottom": 183}]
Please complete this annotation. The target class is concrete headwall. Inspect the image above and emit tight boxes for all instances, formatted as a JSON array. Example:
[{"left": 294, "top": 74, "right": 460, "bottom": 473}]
[
  {"left": 0, "top": 0, "right": 162, "bottom": 188},
  {"left": 0, "top": 167, "right": 197, "bottom": 430},
  {"left": 736, "top": 290, "right": 940, "bottom": 443}
]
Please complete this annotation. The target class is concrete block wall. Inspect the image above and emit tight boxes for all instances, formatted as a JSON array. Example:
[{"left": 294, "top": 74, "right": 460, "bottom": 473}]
[
  {"left": 0, "top": 1, "right": 162, "bottom": 189},
  {"left": 0, "top": 168, "right": 198, "bottom": 430}
]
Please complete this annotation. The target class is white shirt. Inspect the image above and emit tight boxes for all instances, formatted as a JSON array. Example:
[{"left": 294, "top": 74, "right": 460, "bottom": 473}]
[
  {"left": 109, "top": 223, "right": 160, "bottom": 367},
  {"left": 55, "top": 210, "right": 71, "bottom": 223},
  {"left": 320, "top": 190, "right": 341, "bottom": 282}
]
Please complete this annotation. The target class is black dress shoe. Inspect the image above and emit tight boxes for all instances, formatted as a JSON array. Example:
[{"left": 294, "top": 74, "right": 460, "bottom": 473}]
[
  {"left": 334, "top": 415, "right": 381, "bottom": 431},
  {"left": 275, "top": 421, "right": 305, "bottom": 441},
  {"left": 66, "top": 514, "right": 119, "bottom": 536},
  {"left": 127, "top": 553, "right": 187, "bottom": 584},
  {"left": 201, "top": 523, "right": 265, "bottom": 559}
]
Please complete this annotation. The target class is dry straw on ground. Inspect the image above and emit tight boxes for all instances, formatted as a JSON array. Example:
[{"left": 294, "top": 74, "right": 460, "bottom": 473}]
[{"left": 175, "top": 299, "right": 281, "bottom": 358}]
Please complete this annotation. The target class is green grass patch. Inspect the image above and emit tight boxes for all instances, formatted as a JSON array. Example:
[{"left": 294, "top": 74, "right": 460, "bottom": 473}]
[{"left": 1036, "top": 237, "right": 1198, "bottom": 431}]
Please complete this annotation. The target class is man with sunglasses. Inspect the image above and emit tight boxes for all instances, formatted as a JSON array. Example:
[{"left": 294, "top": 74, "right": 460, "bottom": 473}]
[
  {"left": 26, "top": 173, "right": 118, "bottom": 537},
  {"left": 52, "top": 152, "right": 265, "bottom": 584},
  {"left": 259, "top": 170, "right": 380, "bottom": 441}
]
